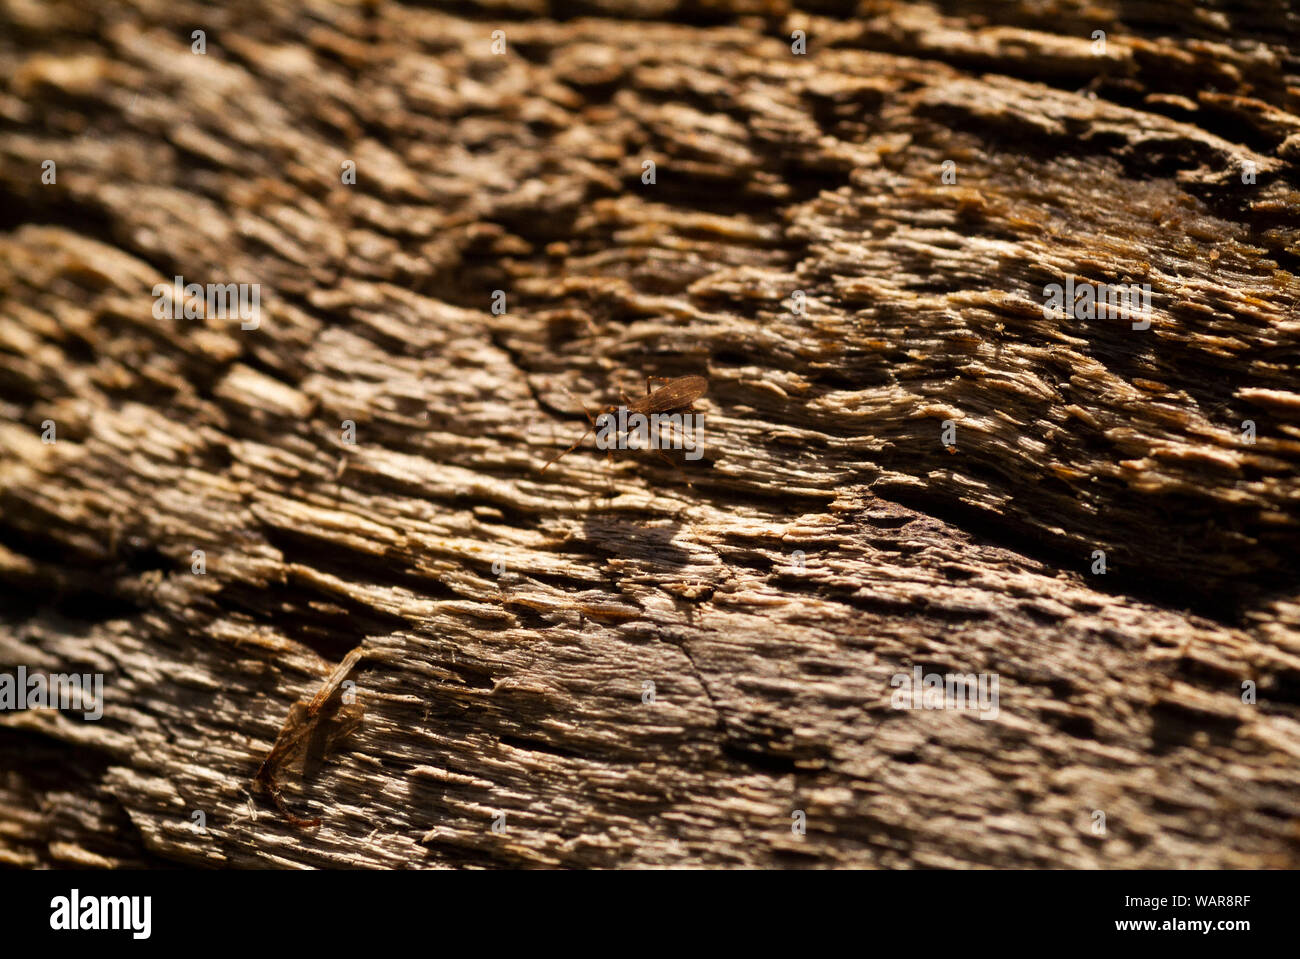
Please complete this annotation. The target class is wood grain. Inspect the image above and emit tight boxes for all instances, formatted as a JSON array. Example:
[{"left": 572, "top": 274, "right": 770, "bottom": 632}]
[{"left": 1, "top": 0, "right": 1299, "bottom": 868}]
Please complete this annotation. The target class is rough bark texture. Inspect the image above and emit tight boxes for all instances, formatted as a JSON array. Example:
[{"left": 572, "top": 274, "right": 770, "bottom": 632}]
[{"left": 2, "top": 0, "right": 1300, "bottom": 869}]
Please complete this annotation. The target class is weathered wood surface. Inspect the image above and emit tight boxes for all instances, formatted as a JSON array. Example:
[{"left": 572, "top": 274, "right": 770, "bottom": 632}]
[{"left": 1, "top": 0, "right": 1299, "bottom": 868}]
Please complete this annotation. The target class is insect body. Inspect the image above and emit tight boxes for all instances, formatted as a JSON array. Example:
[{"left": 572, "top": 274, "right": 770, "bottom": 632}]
[{"left": 541, "top": 375, "right": 708, "bottom": 474}]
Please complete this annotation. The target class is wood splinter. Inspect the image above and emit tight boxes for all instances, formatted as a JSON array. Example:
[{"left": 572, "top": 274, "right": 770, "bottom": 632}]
[{"left": 253, "top": 645, "right": 370, "bottom": 828}]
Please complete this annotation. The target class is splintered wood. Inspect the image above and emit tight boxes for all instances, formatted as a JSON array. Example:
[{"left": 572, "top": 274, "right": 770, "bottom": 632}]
[
  {"left": 1, "top": 0, "right": 1299, "bottom": 868},
  {"left": 254, "top": 647, "right": 368, "bottom": 828}
]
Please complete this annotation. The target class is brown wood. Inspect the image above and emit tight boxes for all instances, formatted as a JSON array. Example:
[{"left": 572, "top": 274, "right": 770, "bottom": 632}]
[{"left": 1, "top": 0, "right": 1299, "bottom": 868}]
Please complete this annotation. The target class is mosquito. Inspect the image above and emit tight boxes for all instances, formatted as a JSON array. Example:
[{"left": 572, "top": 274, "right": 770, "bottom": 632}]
[{"left": 540, "top": 374, "right": 708, "bottom": 477}]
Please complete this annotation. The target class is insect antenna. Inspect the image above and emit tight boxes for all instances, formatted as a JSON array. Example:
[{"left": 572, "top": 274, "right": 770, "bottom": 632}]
[
  {"left": 541, "top": 424, "right": 595, "bottom": 472},
  {"left": 541, "top": 385, "right": 605, "bottom": 472}
]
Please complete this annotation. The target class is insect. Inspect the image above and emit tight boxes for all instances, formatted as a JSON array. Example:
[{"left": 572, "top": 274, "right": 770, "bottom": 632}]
[
  {"left": 254, "top": 646, "right": 368, "bottom": 828},
  {"left": 541, "top": 374, "right": 709, "bottom": 476}
]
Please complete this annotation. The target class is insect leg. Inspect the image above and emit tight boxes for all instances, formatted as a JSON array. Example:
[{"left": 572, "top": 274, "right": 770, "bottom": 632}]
[{"left": 653, "top": 447, "right": 696, "bottom": 489}]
